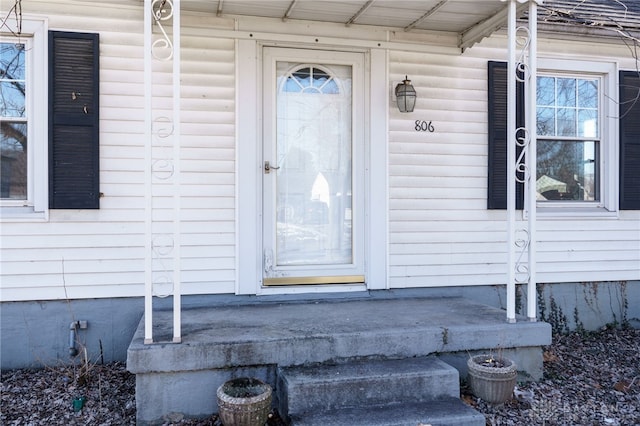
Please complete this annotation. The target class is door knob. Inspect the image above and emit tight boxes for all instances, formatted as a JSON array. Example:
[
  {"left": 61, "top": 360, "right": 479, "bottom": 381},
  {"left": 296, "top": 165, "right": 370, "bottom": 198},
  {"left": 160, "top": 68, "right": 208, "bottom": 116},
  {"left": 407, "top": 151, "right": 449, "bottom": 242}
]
[{"left": 264, "top": 161, "right": 280, "bottom": 174}]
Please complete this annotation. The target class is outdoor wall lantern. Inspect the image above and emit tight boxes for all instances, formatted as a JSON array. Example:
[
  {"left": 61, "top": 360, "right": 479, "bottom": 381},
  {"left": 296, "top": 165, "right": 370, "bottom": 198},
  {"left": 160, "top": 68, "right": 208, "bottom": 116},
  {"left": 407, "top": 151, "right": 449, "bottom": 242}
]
[{"left": 395, "top": 75, "right": 416, "bottom": 113}]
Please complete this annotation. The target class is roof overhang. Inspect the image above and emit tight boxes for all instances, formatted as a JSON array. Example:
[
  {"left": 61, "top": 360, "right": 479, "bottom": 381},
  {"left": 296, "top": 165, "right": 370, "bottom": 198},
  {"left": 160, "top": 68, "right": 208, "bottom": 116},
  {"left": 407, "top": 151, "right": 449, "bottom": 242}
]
[{"left": 176, "top": 0, "right": 536, "bottom": 50}]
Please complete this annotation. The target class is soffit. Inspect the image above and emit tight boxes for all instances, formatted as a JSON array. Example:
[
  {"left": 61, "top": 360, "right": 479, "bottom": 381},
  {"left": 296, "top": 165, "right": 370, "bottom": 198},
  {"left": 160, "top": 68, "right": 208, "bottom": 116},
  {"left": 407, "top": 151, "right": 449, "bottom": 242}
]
[
  {"left": 179, "top": 0, "right": 527, "bottom": 49},
  {"left": 205, "top": 1, "right": 508, "bottom": 32}
]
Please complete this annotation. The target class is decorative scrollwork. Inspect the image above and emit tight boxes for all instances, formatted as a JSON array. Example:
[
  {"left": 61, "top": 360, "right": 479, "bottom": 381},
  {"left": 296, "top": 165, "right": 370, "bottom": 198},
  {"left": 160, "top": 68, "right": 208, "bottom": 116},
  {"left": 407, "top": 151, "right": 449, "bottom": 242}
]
[
  {"left": 514, "top": 229, "right": 530, "bottom": 284},
  {"left": 514, "top": 127, "right": 529, "bottom": 183},
  {"left": 153, "top": 116, "right": 174, "bottom": 139},
  {"left": 151, "top": 0, "right": 174, "bottom": 61},
  {"left": 515, "top": 127, "right": 530, "bottom": 148},
  {"left": 516, "top": 26, "right": 531, "bottom": 49},
  {"left": 515, "top": 162, "right": 528, "bottom": 184},
  {"left": 152, "top": 273, "right": 173, "bottom": 298},
  {"left": 151, "top": 234, "right": 174, "bottom": 298},
  {"left": 152, "top": 159, "right": 175, "bottom": 180},
  {"left": 152, "top": 0, "right": 173, "bottom": 21},
  {"left": 152, "top": 234, "right": 174, "bottom": 256},
  {"left": 515, "top": 26, "right": 531, "bottom": 83},
  {"left": 515, "top": 229, "right": 529, "bottom": 249},
  {"left": 516, "top": 62, "right": 528, "bottom": 82}
]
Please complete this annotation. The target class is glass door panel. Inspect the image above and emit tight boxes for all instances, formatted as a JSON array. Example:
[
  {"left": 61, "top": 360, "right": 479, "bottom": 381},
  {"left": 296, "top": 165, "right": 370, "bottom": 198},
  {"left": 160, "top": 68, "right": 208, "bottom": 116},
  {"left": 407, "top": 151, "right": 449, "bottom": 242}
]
[{"left": 262, "top": 48, "right": 364, "bottom": 286}]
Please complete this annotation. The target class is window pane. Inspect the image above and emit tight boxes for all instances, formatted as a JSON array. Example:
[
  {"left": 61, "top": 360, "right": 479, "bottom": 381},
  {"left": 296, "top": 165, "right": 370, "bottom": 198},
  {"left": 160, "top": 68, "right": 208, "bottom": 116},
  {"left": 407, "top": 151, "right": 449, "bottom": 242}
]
[
  {"left": 537, "top": 140, "right": 598, "bottom": 201},
  {"left": 537, "top": 107, "right": 555, "bottom": 136},
  {"left": 537, "top": 77, "right": 555, "bottom": 106},
  {"left": 276, "top": 62, "right": 352, "bottom": 266},
  {"left": 556, "top": 78, "right": 576, "bottom": 107},
  {"left": 578, "top": 79, "right": 598, "bottom": 108},
  {"left": 578, "top": 109, "right": 598, "bottom": 137},
  {"left": 557, "top": 108, "right": 576, "bottom": 136},
  {"left": 0, "top": 43, "right": 25, "bottom": 79},
  {"left": 311, "top": 69, "right": 330, "bottom": 89},
  {"left": 0, "top": 43, "right": 26, "bottom": 118},
  {"left": 1, "top": 122, "right": 27, "bottom": 199},
  {"left": 0, "top": 81, "right": 25, "bottom": 117},
  {"left": 284, "top": 66, "right": 339, "bottom": 94}
]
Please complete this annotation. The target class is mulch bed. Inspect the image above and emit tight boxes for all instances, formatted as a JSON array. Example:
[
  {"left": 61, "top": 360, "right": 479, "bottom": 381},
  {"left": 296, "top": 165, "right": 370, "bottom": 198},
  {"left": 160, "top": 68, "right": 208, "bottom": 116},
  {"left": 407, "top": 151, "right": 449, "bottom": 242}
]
[{"left": 1, "top": 326, "right": 638, "bottom": 425}]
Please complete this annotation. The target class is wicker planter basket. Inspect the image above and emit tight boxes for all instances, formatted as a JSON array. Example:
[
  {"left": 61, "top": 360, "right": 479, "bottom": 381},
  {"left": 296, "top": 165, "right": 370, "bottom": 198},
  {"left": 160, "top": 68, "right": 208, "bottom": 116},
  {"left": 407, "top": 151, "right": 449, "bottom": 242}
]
[
  {"left": 467, "top": 354, "right": 517, "bottom": 404},
  {"left": 216, "top": 377, "right": 272, "bottom": 426}
]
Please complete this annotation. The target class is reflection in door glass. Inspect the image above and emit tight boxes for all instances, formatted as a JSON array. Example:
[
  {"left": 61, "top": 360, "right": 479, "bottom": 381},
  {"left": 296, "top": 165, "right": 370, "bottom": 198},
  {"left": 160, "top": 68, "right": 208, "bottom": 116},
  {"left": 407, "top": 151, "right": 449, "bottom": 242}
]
[{"left": 275, "top": 62, "right": 353, "bottom": 266}]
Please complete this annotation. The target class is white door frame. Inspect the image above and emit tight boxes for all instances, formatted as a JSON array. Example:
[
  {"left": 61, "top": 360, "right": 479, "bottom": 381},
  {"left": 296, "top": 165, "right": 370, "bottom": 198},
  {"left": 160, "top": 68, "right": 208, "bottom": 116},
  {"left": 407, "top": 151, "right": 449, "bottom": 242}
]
[{"left": 236, "top": 39, "right": 388, "bottom": 295}]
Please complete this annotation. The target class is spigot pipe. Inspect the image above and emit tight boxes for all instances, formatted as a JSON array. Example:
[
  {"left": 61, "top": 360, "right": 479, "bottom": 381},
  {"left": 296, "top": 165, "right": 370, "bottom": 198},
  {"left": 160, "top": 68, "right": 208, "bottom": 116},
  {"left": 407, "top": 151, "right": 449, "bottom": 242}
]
[{"left": 69, "top": 321, "right": 78, "bottom": 357}]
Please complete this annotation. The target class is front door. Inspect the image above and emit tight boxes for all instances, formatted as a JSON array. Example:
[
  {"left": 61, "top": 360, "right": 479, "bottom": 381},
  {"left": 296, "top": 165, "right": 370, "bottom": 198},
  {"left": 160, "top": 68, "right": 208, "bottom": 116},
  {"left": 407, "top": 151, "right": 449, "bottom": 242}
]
[{"left": 262, "top": 47, "right": 365, "bottom": 286}]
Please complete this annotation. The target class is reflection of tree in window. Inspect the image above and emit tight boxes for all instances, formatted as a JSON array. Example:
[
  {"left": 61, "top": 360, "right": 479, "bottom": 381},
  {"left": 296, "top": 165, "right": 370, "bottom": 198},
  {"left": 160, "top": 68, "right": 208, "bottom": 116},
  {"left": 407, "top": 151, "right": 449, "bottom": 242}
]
[
  {"left": 1, "top": 42, "right": 28, "bottom": 200},
  {"left": 275, "top": 61, "right": 353, "bottom": 264},
  {"left": 536, "top": 75, "right": 599, "bottom": 202},
  {"left": 283, "top": 66, "right": 339, "bottom": 94}
]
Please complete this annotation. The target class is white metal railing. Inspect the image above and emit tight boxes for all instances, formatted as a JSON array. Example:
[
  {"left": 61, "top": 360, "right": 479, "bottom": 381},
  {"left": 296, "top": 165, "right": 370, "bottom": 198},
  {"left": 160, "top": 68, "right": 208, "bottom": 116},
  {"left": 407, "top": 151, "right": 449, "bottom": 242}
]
[
  {"left": 506, "top": 0, "right": 539, "bottom": 323},
  {"left": 144, "top": 0, "right": 182, "bottom": 344}
]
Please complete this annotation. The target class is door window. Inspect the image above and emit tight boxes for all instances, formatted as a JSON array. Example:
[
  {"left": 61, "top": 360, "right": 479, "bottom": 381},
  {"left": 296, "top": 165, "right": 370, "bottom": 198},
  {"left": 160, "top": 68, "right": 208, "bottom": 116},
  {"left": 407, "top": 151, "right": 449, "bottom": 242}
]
[{"left": 262, "top": 48, "right": 364, "bottom": 285}]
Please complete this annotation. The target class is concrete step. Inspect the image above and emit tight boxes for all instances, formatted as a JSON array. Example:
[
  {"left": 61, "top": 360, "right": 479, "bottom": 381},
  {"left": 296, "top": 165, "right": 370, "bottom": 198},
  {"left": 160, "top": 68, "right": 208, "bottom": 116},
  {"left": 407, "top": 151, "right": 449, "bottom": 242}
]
[
  {"left": 288, "top": 398, "right": 486, "bottom": 426},
  {"left": 277, "top": 357, "right": 461, "bottom": 420}
]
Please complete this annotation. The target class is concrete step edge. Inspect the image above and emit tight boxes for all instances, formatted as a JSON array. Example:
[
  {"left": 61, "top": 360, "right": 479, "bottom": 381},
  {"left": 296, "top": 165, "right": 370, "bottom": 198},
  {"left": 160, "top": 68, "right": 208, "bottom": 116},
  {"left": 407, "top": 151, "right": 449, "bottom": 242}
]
[
  {"left": 278, "top": 357, "right": 462, "bottom": 417},
  {"left": 279, "top": 356, "right": 458, "bottom": 385},
  {"left": 288, "top": 397, "right": 486, "bottom": 426}
]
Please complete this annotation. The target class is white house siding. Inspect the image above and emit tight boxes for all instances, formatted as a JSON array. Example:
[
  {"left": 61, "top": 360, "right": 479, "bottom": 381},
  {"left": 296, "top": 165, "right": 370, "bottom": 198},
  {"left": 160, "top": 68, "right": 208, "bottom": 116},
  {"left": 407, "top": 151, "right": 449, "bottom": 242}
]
[
  {"left": 388, "top": 34, "right": 640, "bottom": 289},
  {"left": 1, "top": 3, "right": 638, "bottom": 303},
  {"left": 0, "top": 2, "right": 237, "bottom": 301}
]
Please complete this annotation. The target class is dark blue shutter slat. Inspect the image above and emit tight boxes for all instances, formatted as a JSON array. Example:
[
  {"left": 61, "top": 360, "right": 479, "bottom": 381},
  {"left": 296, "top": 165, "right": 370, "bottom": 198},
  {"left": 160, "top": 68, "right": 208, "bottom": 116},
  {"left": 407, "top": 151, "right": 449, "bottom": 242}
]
[
  {"left": 49, "top": 31, "right": 100, "bottom": 209},
  {"left": 487, "top": 61, "right": 524, "bottom": 210},
  {"left": 619, "top": 71, "right": 640, "bottom": 210}
]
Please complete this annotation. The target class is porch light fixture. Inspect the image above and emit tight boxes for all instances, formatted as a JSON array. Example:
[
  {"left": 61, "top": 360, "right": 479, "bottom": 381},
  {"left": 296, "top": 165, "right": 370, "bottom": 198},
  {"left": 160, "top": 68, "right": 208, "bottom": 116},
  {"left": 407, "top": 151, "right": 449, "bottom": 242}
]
[{"left": 395, "top": 76, "right": 416, "bottom": 113}]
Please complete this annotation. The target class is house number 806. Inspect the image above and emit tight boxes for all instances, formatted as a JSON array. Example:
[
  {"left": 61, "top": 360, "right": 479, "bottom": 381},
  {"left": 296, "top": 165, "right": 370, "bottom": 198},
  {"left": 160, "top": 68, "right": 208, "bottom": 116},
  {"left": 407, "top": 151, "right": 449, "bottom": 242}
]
[{"left": 415, "top": 120, "right": 435, "bottom": 132}]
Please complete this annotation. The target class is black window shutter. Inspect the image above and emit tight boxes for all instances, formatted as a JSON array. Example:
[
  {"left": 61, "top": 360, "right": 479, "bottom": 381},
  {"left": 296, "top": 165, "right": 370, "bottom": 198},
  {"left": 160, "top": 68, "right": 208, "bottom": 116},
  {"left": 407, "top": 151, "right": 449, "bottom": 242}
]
[
  {"left": 487, "top": 61, "right": 525, "bottom": 210},
  {"left": 49, "top": 31, "right": 100, "bottom": 209},
  {"left": 619, "top": 71, "right": 640, "bottom": 210}
]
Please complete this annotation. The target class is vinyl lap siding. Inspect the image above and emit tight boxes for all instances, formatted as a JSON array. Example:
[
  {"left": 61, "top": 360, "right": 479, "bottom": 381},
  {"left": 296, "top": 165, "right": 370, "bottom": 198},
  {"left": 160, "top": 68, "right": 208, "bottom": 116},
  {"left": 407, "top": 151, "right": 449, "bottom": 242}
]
[
  {"left": 388, "top": 39, "right": 640, "bottom": 289},
  {"left": 2, "top": 4, "right": 638, "bottom": 301},
  {"left": 1, "top": 3, "right": 236, "bottom": 301},
  {"left": 388, "top": 49, "right": 498, "bottom": 287}
]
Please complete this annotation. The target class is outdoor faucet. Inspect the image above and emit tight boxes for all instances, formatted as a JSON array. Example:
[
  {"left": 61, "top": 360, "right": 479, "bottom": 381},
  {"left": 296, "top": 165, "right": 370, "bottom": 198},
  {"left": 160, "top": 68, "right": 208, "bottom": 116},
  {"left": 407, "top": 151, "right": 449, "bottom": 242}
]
[{"left": 69, "top": 321, "right": 78, "bottom": 356}]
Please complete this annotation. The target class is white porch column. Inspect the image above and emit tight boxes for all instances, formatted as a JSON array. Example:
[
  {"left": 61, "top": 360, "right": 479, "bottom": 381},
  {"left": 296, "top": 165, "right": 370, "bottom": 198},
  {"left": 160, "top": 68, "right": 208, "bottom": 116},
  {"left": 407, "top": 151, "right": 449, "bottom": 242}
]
[
  {"left": 506, "top": 0, "right": 540, "bottom": 323},
  {"left": 526, "top": 0, "right": 538, "bottom": 322},
  {"left": 172, "top": 0, "right": 182, "bottom": 343},
  {"left": 144, "top": 0, "right": 153, "bottom": 344},
  {"left": 506, "top": 0, "right": 517, "bottom": 323},
  {"left": 143, "top": 0, "right": 182, "bottom": 343}
]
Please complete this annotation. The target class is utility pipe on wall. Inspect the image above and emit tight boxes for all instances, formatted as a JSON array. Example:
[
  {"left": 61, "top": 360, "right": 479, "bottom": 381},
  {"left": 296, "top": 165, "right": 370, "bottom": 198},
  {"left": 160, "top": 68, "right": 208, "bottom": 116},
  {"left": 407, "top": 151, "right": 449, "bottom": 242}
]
[
  {"left": 68, "top": 320, "right": 88, "bottom": 357},
  {"left": 69, "top": 322, "right": 78, "bottom": 356}
]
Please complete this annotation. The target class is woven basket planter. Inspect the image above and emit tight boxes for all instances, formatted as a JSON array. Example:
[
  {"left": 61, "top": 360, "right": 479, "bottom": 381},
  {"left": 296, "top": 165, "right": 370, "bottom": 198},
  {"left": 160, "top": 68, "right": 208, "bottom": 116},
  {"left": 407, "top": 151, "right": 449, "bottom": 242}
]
[
  {"left": 467, "top": 354, "right": 517, "bottom": 404},
  {"left": 216, "top": 377, "right": 272, "bottom": 426}
]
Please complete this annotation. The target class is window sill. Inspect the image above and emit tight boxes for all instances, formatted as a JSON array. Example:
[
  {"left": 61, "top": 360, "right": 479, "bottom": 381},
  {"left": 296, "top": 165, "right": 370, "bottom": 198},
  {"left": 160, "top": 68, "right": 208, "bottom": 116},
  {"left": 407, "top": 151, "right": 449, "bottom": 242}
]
[
  {"left": 0, "top": 206, "right": 48, "bottom": 222},
  {"left": 526, "top": 207, "right": 619, "bottom": 220}
]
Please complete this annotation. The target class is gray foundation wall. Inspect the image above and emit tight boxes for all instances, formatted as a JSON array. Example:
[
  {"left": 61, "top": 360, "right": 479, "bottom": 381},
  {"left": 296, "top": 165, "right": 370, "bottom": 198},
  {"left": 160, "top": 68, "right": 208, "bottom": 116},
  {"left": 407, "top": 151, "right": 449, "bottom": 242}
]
[
  {"left": 0, "top": 298, "right": 143, "bottom": 370},
  {"left": 2, "top": 280, "right": 638, "bottom": 370}
]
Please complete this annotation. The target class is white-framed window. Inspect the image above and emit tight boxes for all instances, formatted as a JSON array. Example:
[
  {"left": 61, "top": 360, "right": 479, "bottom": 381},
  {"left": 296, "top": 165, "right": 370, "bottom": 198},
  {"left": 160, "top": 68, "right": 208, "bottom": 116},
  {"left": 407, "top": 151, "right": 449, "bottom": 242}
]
[
  {"left": 0, "top": 18, "right": 47, "bottom": 219},
  {"left": 535, "top": 58, "right": 617, "bottom": 215}
]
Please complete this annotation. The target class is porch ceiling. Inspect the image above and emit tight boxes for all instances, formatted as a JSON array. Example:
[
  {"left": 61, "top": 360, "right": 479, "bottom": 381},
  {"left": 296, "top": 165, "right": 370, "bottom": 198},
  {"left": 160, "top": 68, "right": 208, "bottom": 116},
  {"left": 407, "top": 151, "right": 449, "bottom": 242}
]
[
  {"left": 209, "top": 0, "right": 506, "bottom": 32},
  {"left": 180, "top": 0, "right": 530, "bottom": 49}
]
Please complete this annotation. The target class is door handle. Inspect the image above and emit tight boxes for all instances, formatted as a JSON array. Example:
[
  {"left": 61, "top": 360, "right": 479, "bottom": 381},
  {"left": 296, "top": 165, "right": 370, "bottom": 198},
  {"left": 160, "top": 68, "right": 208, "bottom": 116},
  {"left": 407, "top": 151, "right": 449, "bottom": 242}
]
[{"left": 264, "top": 161, "right": 280, "bottom": 174}]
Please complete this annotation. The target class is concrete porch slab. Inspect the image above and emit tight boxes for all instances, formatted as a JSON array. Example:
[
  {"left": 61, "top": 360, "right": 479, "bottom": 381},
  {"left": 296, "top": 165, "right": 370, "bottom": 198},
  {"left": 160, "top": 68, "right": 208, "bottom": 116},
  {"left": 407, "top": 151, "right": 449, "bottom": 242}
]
[
  {"left": 127, "top": 296, "right": 551, "bottom": 423},
  {"left": 128, "top": 296, "right": 551, "bottom": 374}
]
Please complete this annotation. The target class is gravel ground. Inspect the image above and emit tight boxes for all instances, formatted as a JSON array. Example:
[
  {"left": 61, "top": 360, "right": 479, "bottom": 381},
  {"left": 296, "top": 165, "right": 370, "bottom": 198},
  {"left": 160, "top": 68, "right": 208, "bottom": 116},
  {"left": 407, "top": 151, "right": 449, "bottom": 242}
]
[{"left": 1, "top": 326, "right": 638, "bottom": 425}]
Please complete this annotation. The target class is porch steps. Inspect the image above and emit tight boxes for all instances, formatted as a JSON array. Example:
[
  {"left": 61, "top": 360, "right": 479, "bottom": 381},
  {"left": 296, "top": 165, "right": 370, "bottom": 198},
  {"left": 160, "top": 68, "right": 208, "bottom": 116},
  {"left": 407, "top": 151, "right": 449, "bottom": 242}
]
[
  {"left": 128, "top": 297, "right": 551, "bottom": 424},
  {"left": 277, "top": 357, "right": 485, "bottom": 426}
]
